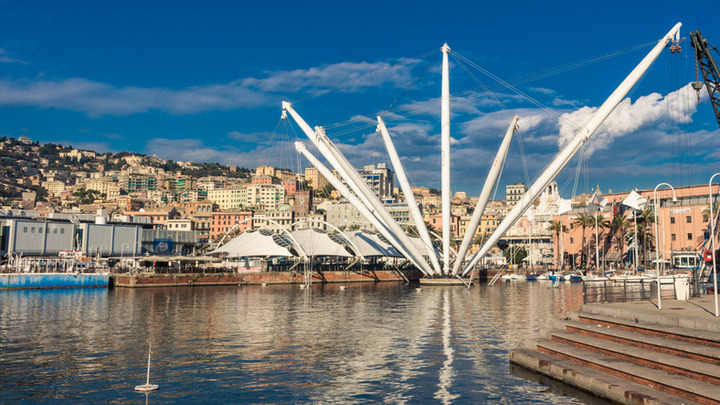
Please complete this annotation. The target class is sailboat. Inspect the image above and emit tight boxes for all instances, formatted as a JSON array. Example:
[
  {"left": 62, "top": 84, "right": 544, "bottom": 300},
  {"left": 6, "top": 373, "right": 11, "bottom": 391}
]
[{"left": 134, "top": 342, "right": 159, "bottom": 392}]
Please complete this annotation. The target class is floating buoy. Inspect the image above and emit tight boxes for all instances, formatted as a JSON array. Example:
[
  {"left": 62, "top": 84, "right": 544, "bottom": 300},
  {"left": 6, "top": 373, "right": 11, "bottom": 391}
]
[
  {"left": 261, "top": 282, "right": 267, "bottom": 287},
  {"left": 415, "top": 287, "right": 422, "bottom": 292},
  {"left": 340, "top": 285, "right": 348, "bottom": 291}
]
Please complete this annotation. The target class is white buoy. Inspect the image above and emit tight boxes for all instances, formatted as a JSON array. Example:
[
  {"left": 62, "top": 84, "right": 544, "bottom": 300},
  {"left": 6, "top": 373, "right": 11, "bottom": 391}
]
[
  {"left": 299, "top": 284, "right": 307, "bottom": 289},
  {"left": 415, "top": 287, "right": 422, "bottom": 292},
  {"left": 261, "top": 282, "right": 267, "bottom": 287},
  {"left": 134, "top": 342, "right": 159, "bottom": 392},
  {"left": 340, "top": 285, "right": 348, "bottom": 291}
]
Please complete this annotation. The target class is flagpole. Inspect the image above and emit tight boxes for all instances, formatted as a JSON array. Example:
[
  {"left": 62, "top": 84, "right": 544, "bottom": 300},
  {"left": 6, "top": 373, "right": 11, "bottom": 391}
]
[
  {"left": 595, "top": 212, "right": 600, "bottom": 271},
  {"left": 634, "top": 209, "right": 639, "bottom": 272}
]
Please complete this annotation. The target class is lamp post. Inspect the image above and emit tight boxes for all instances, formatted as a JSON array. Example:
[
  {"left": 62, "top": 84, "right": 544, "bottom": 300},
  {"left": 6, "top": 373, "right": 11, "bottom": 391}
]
[
  {"left": 654, "top": 182, "right": 677, "bottom": 310},
  {"left": 708, "top": 173, "right": 720, "bottom": 317}
]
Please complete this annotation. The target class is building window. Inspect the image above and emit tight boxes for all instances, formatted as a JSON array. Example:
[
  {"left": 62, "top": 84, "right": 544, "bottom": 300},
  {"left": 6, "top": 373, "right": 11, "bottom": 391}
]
[
  {"left": 686, "top": 216, "right": 692, "bottom": 223},
  {"left": 688, "top": 233, "right": 693, "bottom": 240},
  {"left": 570, "top": 237, "right": 574, "bottom": 244},
  {"left": 671, "top": 234, "right": 676, "bottom": 241},
  {"left": 60, "top": 228, "right": 65, "bottom": 234},
  {"left": 23, "top": 227, "right": 28, "bottom": 233},
  {"left": 670, "top": 217, "right": 675, "bottom": 224}
]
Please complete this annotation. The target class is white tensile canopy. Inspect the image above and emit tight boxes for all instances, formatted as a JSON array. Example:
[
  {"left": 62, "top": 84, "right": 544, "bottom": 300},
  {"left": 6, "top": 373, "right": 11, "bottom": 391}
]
[
  {"left": 342, "top": 230, "right": 403, "bottom": 258},
  {"left": 212, "top": 228, "right": 427, "bottom": 260},
  {"left": 407, "top": 234, "right": 440, "bottom": 260},
  {"left": 210, "top": 229, "right": 297, "bottom": 258},
  {"left": 289, "top": 229, "right": 354, "bottom": 257}
]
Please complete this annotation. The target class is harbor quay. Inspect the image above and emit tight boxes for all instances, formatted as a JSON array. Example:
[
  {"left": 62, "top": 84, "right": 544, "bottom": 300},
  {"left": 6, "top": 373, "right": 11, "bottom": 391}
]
[
  {"left": 511, "top": 296, "right": 720, "bottom": 404},
  {"left": 111, "top": 268, "right": 437, "bottom": 288}
]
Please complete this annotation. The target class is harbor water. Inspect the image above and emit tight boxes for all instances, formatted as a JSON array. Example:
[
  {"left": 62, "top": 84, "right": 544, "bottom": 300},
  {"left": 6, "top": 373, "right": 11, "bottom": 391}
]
[{"left": 0, "top": 282, "right": 608, "bottom": 404}]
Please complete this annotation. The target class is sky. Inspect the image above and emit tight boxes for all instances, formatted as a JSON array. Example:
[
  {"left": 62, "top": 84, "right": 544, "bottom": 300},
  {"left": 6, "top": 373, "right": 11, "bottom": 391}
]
[{"left": 0, "top": 1, "right": 718, "bottom": 199}]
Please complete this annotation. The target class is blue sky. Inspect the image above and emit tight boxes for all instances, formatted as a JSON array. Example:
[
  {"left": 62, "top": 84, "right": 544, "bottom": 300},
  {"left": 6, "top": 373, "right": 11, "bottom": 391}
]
[{"left": 0, "top": 1, "right": 718, "bottom": 198}]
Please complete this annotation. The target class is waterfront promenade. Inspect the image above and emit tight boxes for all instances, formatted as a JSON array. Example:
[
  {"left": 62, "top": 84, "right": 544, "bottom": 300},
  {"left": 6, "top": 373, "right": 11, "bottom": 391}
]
[{"left": 511, "top": 296, "right": 720, "bottom": 404}]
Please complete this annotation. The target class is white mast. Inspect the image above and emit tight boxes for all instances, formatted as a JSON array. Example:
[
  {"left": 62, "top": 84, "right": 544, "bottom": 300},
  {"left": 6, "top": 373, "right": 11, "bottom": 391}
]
[
  {"left": 451, "top": 115, "right": 519, "bottom": 275},
  {"left": 462, "top": 22, "right": 683, "bottom": 276},
  {"left": 377, "top": 116, "right": 442, "bottom": 275},
  {"left": 283, "top": 102, "right": 390, "bottom": 231},
  {"left": 294, "top": 142, "right": 430, "bottom": 275},
  {"left": 441, "top": 43, "right": 451, "bottom": 275},
  {"left": 284, "top": 102, "right": 434, "bottom": 276},
  {"left": 312, "top": 126, "right": 434, "bottom": 276}
]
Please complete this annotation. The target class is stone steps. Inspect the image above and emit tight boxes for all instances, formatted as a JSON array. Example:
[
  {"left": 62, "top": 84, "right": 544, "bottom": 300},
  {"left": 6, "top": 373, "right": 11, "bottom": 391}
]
[
  {"left": 511, "top": 303, "right": 720, "bottom": 404},
  {"left": 563, "top": 318, "right": 720, "bottom": 365},
  {"left": 511, "top": 347, "right": 704, "bottom": 405}
]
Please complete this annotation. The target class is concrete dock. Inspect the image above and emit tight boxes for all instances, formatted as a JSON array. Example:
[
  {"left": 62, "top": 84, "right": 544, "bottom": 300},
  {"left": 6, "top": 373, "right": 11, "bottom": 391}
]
[{"left": 511, "top": 296, "right": 720, "bottom": 404}]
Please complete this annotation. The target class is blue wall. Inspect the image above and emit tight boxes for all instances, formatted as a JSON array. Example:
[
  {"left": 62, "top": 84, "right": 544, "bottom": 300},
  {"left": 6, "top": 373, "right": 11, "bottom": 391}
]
[{"left": 0, "top": 273, "right": 109, "bottom": 289}]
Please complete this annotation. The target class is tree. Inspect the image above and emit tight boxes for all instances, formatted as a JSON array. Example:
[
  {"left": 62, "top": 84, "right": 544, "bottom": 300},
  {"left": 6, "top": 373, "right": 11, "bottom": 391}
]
[
  {"left": 473, "top": 229, "right": 490, "bottom": 246},
  {"left": 322, "top": 183, "right": 335, "bottom": 199},
  {"left": 572, "top": 212, "right": 593, "bottom": 267},
  {"left": 72, "top": 188, "right": 101, "bottom": 204},
  {"left": 589, "top": 213, "right": 610, "bottom": 268},
  {"left": 610, "top": 213, "right": 631, "bottom": 265},
  {"left": 547, "top": 220, "right": 567, "bottom": 269},
  {"left": 503, "top": 245, "right": 527, "bottom": 266},
  {"left": 636, "top": 207, "right": 656, "bottom": 270},
  {"left": 35, "top": 186, "right": 49, "bottom": 202}
]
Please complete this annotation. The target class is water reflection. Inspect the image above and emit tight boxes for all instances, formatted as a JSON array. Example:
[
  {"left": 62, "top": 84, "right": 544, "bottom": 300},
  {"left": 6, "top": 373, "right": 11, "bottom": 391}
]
[{"left": 0, "top": 282, "right": 588, "bottom": 403}]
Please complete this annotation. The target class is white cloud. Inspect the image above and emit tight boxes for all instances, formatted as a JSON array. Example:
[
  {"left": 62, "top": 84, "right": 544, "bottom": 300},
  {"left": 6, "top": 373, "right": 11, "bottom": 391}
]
[
  {"left": 0, "top": 48, "right": 27, "bottom": 65},
  {"left": 242, "top": 61, "right": 415, "bottom": 93},
  {"left": 557, "top": 83, "right": 698, "bottom": 155},
  {"left": 0, "top": 78, "right": 269, "bottom": 117},
  {"left": 0, "top": 60, "right": 417, "bottom": 117},
  {"left": 144, "top": 137, "right": 302, "bottom": 169}
]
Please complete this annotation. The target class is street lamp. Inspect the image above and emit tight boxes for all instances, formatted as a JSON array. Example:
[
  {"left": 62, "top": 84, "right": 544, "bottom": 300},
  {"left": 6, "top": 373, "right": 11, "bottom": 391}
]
[
  {"left": 654, "top": 182, "right": 677, "bottom": 310},
  {"left": 708, "top": 173, "right": 720, "bottom": 317}
]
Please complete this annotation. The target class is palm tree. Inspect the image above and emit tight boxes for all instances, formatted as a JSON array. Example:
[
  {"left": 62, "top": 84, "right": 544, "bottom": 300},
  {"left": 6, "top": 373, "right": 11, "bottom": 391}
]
[
  {"left": 547, "top": 220, "right": 566, "bottom": 269},
  {"left": 702, "top": 200, "right": 720, "bottom": 222},
  {"left": 637, "top": 207, "right": 656, "bottom": 270},
  {"left": 610, "top": 214, "right": 631, "bottom": 266},
  {"left": 572, "top": 212, "right": 593, "bottom": 267},
  {"left": 589, "top": 214, "right": 610, "bottom": 268},
  {"left": 472, "top": 229, "right": 490, "bottom": 247},
  {"left": 701, "top": 201, "right": 720, "bottom": 248}
]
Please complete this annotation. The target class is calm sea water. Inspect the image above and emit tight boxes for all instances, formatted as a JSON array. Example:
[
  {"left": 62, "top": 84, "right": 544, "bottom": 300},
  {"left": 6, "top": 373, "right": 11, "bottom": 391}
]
[{"left": 0, "top": 282, "right": 608, "bottom": 404}]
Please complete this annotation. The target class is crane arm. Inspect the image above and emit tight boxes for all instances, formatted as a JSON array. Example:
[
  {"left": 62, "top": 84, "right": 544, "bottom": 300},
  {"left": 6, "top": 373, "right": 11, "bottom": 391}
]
[{"left": 691, "top": 30, "right": 720, "bottom": 128}]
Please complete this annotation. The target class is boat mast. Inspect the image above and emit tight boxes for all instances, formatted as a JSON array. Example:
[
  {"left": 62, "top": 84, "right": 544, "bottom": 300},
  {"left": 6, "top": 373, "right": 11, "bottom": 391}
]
[
  {"left": 462, "top": 22, "right": 683, "bottom": 276},
  {"left": 441, "top": 43, "right": 451, "bottom": 275},
  {"left": 377, "top": 117, "right": 442, "bottom": 275},
  {"left": 146, "top": 342, "right": 152, "bottom": 386},
  {"left": 451, "top": 115, "right": 519, "bottom": 276}
]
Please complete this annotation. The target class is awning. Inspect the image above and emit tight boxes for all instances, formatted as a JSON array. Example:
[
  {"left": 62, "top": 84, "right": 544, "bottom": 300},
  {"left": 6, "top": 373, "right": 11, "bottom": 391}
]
[{"left": 209, "top": 228, "right": 298, "bottom": 258}]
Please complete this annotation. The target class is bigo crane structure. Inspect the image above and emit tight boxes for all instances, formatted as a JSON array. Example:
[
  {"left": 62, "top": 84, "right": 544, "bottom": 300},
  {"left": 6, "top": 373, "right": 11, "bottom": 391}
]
[{"left": 282, "top": 23, "right": 683, "bottom": 283}]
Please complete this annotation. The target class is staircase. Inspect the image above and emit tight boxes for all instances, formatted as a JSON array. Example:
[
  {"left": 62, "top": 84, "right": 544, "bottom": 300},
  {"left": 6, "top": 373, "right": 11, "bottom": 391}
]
[{"left": 511, "top": 299, "right": 720, "bottom": 404}]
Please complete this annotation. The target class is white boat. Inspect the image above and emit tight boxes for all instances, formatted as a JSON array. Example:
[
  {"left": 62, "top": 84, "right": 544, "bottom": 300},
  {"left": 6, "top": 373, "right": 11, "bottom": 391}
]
[
  {"left": 643, "top": 270, "right": 690, "bottom": 284},
  {"left": 501, "top": 273, "right": 525, "bottom": 281},
  {"left": 584, "top": 272, "right": 609, "bottom": 282},
  {"left": 611, "top": 271, "right": 645, "bottom": 283},
  {"left": 134, "top": 342, "right": 159, "bottom": 392}
]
